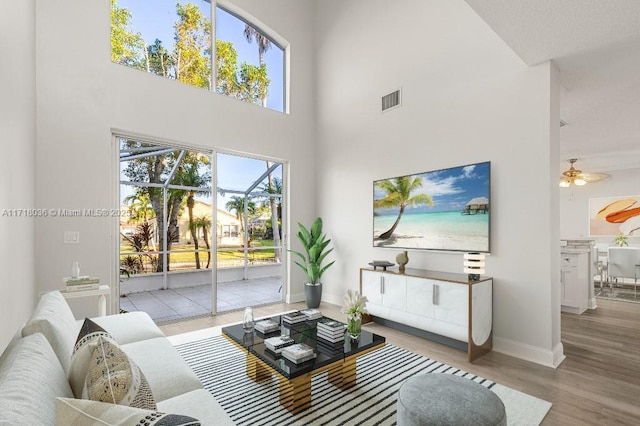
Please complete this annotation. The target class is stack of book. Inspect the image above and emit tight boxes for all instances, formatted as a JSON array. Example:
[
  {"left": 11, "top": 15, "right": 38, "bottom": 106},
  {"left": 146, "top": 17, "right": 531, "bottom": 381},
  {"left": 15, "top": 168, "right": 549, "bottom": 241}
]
[
  {"left": 282, "top": 343, "right": 316, "bottom": 364},
  {"left": 64, "top": 276, "right": 100, "bottom": 292},
  {"left": 264, "top": 336, "right": 295, "bottom": 354},
  {"left": 282, "top": 311, "right": 307, "bottom": 326},
  {"left": 316, "top": 319, "right": 346, "bottom": 344},
  {"left": 254, "top": 318, "right": 280, "bottom": 334},
  {"left": 301, "top": 309, "right": 323, "bottom": 321}
]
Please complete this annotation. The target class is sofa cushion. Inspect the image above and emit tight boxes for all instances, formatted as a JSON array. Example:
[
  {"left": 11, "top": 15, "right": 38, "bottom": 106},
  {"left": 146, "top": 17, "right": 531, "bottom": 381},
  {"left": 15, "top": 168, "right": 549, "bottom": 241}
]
[
  {"left": 83, "top": 335, "right": 156, "bottom": 410},
  {"left": 121, "top": 337, "right": 203, "bottom": 402},
  {"left": 68, "top": 318, "right": 114, "bottom": 398},
  {"left": 158, "top": 389, "right": 235, "bottom": 426},
  {"left": 56, "top": 397, "right": 201, "bottom": 426},
  {"left": 0, "top": 333, "right": 74, "bottom": 425},
  {"left": 91, "top": 311, "right": 165, "bottom": 345},
  {"left": 22, "top": 291, "right": 77, "bottom": 372}
]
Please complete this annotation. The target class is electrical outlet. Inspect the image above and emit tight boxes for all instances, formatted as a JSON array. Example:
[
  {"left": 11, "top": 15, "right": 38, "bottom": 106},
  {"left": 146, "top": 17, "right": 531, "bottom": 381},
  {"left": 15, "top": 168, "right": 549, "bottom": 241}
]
[{"left": 64, "top": 231, "right": 80, "bottom": 244}]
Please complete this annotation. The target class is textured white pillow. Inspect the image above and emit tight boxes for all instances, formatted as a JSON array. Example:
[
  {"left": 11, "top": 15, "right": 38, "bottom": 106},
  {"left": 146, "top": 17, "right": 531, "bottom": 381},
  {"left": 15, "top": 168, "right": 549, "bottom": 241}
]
[
  {"left": 0, "top": 333, "right": 74, "bottom": 425},
  {"left": 68, "top": 318, "right": 113, "bottom": 398},
  {"left": 21, "top": 291, "right": 78, "bottom": 372},
  {"left": 82, "top": 335, "right": 156, "bottom": 410},
  {"left": 56, "top": 397, "right": 201, "bottom": 426}
]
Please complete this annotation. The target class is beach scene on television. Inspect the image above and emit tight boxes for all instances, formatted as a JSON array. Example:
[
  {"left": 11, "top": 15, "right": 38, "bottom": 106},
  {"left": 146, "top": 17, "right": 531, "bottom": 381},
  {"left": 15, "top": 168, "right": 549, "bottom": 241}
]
[{"left": 373, "top": 162, "right": 490, "bottom": 252}]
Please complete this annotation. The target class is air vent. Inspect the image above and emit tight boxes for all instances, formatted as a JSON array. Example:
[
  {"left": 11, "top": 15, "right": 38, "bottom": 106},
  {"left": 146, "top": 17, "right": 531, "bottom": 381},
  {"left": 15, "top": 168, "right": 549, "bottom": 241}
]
[{"left": 382, "top": 89, "right": 401, "bottom": 112}]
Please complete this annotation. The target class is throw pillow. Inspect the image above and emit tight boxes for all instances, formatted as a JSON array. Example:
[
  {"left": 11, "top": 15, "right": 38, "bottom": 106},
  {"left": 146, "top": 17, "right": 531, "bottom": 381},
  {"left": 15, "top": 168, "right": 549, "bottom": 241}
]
[
  {"left": 56, "top": 397, "right": 201, "bottom": 426},
  {"left": 83, "top": 335, "right": 157, "bottom": 410},
  {"left": 68, "top": 318, "right": 113, "bottom": 398}
]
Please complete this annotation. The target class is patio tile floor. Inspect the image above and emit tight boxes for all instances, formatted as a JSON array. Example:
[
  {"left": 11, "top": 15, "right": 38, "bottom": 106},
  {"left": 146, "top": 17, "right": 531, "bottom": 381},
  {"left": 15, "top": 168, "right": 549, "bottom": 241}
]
[{"left": 119, "top": 277, "right": 283, "bottom": 323}]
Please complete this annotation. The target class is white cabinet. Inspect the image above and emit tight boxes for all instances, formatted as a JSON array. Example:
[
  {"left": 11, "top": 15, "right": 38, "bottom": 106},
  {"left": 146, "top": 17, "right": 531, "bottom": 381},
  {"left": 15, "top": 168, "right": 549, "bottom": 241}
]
[
  {"left": 433, "top": 280, "right": 468, "bottom": 328},
  {"left": 361, "top": 270, "right": 407, "bottom": 312},
  {"left": 360, "top": 268, "right": 492, "bottom": 362},
  {"left": 561, "top": 251, "right": 589, "bottom": 314}
]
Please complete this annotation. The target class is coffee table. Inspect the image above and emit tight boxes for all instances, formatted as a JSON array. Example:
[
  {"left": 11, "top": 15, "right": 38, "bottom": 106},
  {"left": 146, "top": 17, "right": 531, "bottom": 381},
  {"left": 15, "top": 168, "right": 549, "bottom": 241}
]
[{"left": 222, "top": 314, "right": 385, "bottom": 413}]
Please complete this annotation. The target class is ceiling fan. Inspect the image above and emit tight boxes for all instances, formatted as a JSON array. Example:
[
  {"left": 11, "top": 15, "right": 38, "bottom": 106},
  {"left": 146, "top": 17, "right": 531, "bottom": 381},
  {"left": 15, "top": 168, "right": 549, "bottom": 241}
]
[{"left": 559, "top": 159, "right": 610, "bottom": 187}]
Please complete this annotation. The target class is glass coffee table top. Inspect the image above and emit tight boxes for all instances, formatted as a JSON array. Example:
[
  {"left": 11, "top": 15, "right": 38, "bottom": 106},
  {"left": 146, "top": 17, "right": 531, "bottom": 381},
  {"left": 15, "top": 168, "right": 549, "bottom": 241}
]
[{"left": 222, "top": 314, "right": 386, "bottom": 379}]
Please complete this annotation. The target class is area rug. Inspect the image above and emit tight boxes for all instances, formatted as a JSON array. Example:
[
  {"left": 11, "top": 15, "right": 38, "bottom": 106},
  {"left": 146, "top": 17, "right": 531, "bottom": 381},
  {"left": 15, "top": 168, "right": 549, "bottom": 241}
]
[{"left": 170, "top": 330, "right": 551, "bottom": 425}]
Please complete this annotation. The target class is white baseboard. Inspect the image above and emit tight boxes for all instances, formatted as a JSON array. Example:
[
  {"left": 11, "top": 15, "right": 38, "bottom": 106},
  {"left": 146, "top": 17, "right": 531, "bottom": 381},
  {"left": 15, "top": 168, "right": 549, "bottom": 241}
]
[{"left": 493, "top": 337, "right": 565, "bottom": 369}]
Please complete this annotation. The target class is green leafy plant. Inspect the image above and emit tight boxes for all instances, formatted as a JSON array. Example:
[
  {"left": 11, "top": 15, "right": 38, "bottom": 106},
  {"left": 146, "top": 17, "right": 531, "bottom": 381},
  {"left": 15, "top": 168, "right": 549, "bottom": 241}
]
[
  {"left": 290, "top": 217, "right": 335, "bottom": 285},
  {"left": 613, "top": 233, "right": 629, "bottom": 247}
]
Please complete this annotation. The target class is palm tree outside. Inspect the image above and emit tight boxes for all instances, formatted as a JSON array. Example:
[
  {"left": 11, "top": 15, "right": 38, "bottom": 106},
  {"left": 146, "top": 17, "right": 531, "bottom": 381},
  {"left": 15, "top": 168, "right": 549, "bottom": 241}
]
[
  {"left": 374, "top": 176, "right": 434, "bottom": 240},
  {"left": 193, "top": 216, "right": 212, "bottom": 268},
  {"left": 225, "top": 195, "right": 256, "bottom": 247}
]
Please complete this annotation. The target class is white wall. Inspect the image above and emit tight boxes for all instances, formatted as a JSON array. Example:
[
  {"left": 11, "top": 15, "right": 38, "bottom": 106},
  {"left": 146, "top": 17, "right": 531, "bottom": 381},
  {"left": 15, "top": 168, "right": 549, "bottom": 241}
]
[
  {"left": 0, "top": 0, "right": 37, "bottom": 351},
  {"left": 34, "top": 0, "right": 316, "bottom": 318},
  {"left": 560, "top": 167, "right": 640, "bottom": 245},
  {"left": 314, "top": 0, "right": 563, "bottom": 367}
]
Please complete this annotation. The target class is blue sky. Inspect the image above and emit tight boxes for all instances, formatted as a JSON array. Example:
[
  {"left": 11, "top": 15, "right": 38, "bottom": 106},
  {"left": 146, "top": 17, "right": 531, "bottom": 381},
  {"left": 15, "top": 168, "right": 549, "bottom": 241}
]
[
  {"left": 374, "top": 162, "right": 491, "bottom": 214},
  {"left": 118, "top": 0, "right": 284, "bottom": 112}
]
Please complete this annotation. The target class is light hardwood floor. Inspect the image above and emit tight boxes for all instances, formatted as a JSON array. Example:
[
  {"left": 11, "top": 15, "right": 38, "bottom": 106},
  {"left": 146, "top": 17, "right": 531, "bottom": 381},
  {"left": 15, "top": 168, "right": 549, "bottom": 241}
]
[{"left": 160, "top": 298, "right": 640, "bottom": 425}]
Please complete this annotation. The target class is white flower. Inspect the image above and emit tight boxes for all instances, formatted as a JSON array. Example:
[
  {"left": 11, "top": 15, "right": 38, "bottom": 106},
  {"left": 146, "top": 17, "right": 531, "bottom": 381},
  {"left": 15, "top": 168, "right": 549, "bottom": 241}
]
[{"left": 341, "top": 289, "right": 368, "bottom": 316}]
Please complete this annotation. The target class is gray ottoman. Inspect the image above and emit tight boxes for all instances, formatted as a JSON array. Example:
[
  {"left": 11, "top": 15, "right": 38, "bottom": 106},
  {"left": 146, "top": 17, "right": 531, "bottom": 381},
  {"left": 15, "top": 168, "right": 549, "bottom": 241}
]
[{"left": 396, "top": 373, "right": 506, "bottom": 425}]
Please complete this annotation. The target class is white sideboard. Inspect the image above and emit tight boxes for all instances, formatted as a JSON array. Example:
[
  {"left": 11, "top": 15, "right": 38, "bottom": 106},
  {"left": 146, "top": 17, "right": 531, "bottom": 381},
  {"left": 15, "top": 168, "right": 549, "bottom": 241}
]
[{"left": 360, "top": 267, "right": 492, "bottom": 362}]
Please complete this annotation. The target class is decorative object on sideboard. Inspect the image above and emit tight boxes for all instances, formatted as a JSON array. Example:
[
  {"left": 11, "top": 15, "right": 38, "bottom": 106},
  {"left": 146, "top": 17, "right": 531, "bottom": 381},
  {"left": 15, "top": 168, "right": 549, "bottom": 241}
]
[
  {"left": 368, "top": 260, "right": 394, "bottom": 271},
  {"left": 463, "top": 252, "right": 485, "bottom": 281},
  {"left": 395, "top": 250, "right": 409, "bottom": 273},
  {"left": 289, "top": 217, "right": 335, "bottom": 308}
]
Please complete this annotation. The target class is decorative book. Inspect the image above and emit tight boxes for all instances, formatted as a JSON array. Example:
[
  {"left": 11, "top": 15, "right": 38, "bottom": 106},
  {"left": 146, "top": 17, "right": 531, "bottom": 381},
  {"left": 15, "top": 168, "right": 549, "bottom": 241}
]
[
  {"left": 65, "top": 283, "right": 100, "bottom": 292},
  {"left": 282, "top": 343, "right": 316, "bottom": 364},
  {"left": 255, "top": 319, "right": 280, "bottom": 333},
  {"left": 64, "top": 276, "right": 100, "bottom": 285},
  {"left": 282, "top": 311, "right": 307, "bottom": 324},
  {"left": 300, "top": 309, "right": 322, "bottom": 320},
  {"left": 317, "top": 331, "right": 345, "bottom": 343},
  {"left": 264, "top": 336, "right": 295, "bottom": 353}
]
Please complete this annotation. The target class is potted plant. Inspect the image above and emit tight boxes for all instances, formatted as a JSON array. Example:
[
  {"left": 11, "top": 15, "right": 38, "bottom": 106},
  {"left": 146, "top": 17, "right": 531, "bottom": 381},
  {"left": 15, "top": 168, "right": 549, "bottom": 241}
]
[
  {"left": 613, "top": 233, "right": 629, "bottom": 247},
  {"left": 290, "top": 217, "right": 335, "bottom": 308}
]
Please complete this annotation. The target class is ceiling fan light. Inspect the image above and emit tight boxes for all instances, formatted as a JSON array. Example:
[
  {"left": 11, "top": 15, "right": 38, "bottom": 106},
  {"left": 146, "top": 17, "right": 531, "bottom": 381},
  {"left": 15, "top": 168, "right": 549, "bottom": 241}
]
[
  {"left": 559, "top": 180, "right": 570, "bottom": 188},
  {"left": 574, "top": 178, "right": 587, "bottom": 186}
]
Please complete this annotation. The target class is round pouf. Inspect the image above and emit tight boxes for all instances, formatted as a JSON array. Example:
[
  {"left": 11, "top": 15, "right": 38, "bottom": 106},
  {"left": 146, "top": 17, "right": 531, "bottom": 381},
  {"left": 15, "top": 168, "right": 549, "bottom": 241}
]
[{"left": 396, "top": 373, "right": 506, "bottom": 426}]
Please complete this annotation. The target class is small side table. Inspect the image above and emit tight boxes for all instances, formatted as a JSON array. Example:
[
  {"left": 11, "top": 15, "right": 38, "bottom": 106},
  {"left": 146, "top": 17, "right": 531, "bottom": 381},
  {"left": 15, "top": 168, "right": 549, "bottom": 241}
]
[{"left": 60, "top": 284, "right": 110, "bottom": 316}]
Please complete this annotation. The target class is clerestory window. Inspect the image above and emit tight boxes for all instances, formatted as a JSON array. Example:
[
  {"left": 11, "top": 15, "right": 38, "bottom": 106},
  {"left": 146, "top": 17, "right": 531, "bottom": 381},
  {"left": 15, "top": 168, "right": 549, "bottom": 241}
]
[{"left": 110, "top": 0, "right": 286, "bottom": 113}]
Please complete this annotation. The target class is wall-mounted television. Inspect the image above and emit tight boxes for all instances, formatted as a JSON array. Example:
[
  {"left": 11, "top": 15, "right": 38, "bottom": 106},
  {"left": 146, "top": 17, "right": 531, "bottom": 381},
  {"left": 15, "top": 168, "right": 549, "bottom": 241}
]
[{"left": 373, "top": 161, "right": 491, "bottom": 253}]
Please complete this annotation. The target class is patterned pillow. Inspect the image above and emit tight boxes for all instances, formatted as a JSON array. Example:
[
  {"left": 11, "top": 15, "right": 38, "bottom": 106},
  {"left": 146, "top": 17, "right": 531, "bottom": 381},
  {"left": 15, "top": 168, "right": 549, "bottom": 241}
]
[
  {"left": 68, "top": 318, "right": 113, "bottom": 398},
  {"left": 83, "top": 335, "right": 157, "bottom": 410},
  {"left": 56, "top": 397, "right": 201, "bottom": 426}
]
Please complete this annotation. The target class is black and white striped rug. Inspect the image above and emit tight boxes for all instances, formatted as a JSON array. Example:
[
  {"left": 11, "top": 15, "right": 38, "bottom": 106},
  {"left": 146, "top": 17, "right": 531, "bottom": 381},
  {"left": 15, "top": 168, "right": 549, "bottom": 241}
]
[{"left": 173, "top": 335, "right": 551, "bottom": 425}]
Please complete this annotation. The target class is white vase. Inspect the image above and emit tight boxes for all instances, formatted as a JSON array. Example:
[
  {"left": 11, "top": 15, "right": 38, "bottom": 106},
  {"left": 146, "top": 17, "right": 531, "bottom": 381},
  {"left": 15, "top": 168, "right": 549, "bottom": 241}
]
[{"left": 71, "top": 261, "right": 80, "bottom": 279}]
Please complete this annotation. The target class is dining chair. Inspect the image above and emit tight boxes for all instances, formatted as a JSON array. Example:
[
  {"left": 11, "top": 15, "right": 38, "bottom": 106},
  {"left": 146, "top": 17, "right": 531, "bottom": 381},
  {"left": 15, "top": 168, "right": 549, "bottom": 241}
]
[{"left": 607, "top": 247, "right": 640, "bottom": 298}]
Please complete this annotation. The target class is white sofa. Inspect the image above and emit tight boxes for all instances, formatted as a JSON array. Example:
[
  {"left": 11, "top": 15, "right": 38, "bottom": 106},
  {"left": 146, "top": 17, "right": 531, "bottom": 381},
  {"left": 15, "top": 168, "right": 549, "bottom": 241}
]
[{"left": 0, "top": 291, "right": 235, "bottom": 425}]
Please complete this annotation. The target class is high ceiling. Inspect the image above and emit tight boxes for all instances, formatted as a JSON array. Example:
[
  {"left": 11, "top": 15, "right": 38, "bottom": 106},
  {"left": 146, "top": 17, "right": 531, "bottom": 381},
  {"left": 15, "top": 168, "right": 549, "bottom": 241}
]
[{"left": 465, "top": 0, "right": 640, "bottom": 175}]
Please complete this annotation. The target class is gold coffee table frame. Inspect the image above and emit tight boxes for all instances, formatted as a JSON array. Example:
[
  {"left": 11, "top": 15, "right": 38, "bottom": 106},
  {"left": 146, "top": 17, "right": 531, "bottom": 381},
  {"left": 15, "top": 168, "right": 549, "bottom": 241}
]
[{"left": 224, "top": 335, "right": 384, "bottom": 414}]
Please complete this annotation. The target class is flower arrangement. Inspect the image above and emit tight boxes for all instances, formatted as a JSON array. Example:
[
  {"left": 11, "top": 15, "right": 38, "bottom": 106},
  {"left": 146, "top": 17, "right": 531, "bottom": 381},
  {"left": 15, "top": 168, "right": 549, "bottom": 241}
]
[
  {"left": 341, "top": 289, "right": 368, "bottom": 338},
  {"left": 613, "top": 233, "right": 629, "bottom": 247}
]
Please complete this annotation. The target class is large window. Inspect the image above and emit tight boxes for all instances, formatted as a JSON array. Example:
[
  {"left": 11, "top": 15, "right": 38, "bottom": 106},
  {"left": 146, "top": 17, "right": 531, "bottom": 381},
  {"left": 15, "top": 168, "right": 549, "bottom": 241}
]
[{"left": 110, "top": 0, "right": 286, "bottom": 112}]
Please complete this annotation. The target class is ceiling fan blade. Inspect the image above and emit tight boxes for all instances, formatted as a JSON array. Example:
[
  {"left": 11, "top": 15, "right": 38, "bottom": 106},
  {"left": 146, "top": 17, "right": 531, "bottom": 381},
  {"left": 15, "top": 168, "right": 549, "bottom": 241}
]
[{"left": 578, "top": 172, "right": 611, "bottom": 182}]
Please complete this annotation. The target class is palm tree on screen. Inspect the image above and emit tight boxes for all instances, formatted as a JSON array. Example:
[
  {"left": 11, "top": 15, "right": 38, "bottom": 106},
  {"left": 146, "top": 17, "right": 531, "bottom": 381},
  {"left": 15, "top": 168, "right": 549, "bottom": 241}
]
[{"left": 374, "top": 176, "right": 434, "bottom": 240}]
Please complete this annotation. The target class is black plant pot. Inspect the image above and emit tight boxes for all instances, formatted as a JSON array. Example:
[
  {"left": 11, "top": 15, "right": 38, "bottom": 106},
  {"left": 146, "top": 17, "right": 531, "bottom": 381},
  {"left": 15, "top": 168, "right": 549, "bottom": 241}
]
[{"left": 304, "top": 283, "right": 322, "bottom": 308}]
